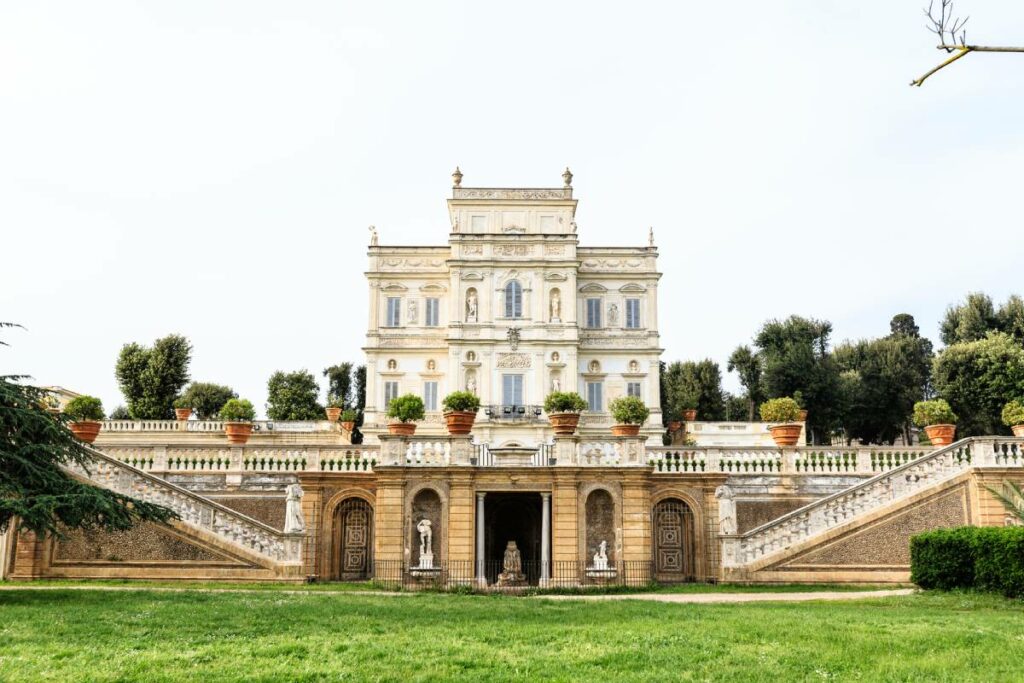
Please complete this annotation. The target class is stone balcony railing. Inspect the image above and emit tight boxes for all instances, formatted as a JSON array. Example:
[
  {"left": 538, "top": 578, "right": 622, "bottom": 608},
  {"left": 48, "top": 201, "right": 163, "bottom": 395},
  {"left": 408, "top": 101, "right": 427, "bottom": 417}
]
[
  {"left": 101, "top": 444, "right": 380, "bottom": 474},
  {"left": 646, "top": 445, "right": 936, "bottom": 475}
]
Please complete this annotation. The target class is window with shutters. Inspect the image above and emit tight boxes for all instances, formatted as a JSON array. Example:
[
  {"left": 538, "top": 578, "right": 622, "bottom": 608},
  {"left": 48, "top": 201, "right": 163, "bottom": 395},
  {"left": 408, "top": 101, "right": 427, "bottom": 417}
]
[
  {"left": 586, "top": 382, "right": 603, "bottom": 412},
  {"left": 627, "top": 382, "right": 642, "bottom": 398},
  {"left": 502, "top": 374, "right": 524, "bottom": 406},
  {"left": 586, "top": 298, "right": 602, "bottom": 328},
  {"left": 625, "top": 298, "right": 641, "bottom": 329},
  {"left": 386, "top": 297, "right": 401, "bottom": 327},
  {"left": 505, "top": 280, "right": 523, "bottom": 318},
  {"left": 423, "top": 381, "right": 438, "bottom": 411},
  {"left": 384, "top": 381, "right": 399, "bottom": 408},
  {"left": 425, "top": 298, "right": 440, "bottom": 327}
]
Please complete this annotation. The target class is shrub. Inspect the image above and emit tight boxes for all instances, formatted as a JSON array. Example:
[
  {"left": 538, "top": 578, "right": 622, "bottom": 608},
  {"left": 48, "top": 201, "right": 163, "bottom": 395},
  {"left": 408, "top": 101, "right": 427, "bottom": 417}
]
[
  {"left": 544, "top": 392, "right": 588, "bottom": 414},
  {"left": 609, "top": 396, "right": 650, "bottom": 425},
  {"left": 177, "top": 382, "right": 238, "bottom": 420},
  {"left": 218, "top": 398, "right": 256, "bottom": 422},
  {"left": 327, "top": 396, "right": 346, "bottom": 409},
  {"left": 442, "top": 391, "right": 480, "bottom": 413},
  {"left": 108, "top": 405, "right": 131, "bottom": 420},
  {"left": 1002, "top": 400, "right": 1024, "bottom": 427},
  {"left": 759, "top": 397, "right": 801, "bottom": 423},
  {"left": 339, "top": 409, "right": 358, "bottom": 422},
  {"left": 910, "top": 526, "right": 1024, "bottom": 598},
  {"left": 64, "top": 396, "right": 105, "bottom": 422},
  {"left": 173, "top": 396, "right": 191, "bottom": 409},
  {"left": 913, "top": 399, "right": 957, "bottom": 427},
  {"left": 972, "top": 527, "right": 1024, "bottom": 597},
  {"left": 387, "top": 394, "right": 425, "bottom": 423}
]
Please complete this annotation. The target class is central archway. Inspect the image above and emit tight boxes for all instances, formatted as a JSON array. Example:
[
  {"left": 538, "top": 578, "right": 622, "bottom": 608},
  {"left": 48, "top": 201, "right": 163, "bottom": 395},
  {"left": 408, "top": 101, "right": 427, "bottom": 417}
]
[{"left": 485, "top": 492, "right": 542, "bottom": 584}]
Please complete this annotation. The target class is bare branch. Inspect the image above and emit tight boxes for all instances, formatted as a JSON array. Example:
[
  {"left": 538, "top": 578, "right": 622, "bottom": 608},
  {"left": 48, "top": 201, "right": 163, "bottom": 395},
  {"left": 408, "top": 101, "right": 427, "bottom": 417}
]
[{"left": 912, "top": 2, "right": 1024, "bottom": 86}]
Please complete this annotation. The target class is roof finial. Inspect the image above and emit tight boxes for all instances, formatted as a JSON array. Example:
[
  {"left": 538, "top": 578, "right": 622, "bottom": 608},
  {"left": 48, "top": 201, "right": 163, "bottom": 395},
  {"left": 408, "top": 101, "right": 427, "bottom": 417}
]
[
  {"left": 648, "top": 227, "right": 655, "bottom": 247},
  {"left": 562, "top": 167, "right": 573, "bottom": 188},
  {"left": 452, "top": 166, "right": 463, "bottom": 188},
  {"left": 369, "top": 225, "right": 379, "bottom": 246}
]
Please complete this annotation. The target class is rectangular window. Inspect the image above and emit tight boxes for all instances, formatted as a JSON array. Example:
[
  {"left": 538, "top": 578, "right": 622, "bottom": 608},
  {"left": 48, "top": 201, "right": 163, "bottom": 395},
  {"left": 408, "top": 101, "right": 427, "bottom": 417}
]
[
  {"left": 502, "top": 374, "right": 523, "bottom": 407},
  {"left": 384, "top": 381, "right": 399, "bottom": 408},
  {"left": 423, "top": 381, "right": 438, "bottom": 411},
  {"left": 586, "top": 382, "right": 603, "bottom": 412},
  {"left": 425, "top": 298, "right": 440, "bottom": 327},
  {"left": 625, "top": 298, "right": 641, "bottom": 329},
  {"left": 586, "top": 298, "right": 602, "bottom": 328},
  {"left": 627, "top": 382, "right": 642, "bottom": 398},
  {"left": 386, "top": 297, "right": 401, "bottom": 327}
]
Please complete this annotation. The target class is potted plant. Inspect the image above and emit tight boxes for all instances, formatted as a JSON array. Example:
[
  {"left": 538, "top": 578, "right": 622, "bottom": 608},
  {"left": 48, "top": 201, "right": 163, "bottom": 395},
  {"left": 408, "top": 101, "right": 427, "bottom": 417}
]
[
  {"left": 609, "top": 396, "right": 650, "bottom": 437},
  {"left": 913, "top": 399, "right": 958, "bottom": 447},
  {"left": 544, "top": 392, "right": 588, "bottom": 435},
  {"left": 1003, "top": 400, "right": 1024, "bottom": 437},
  {"left": 219, "top": 398, "right": 256, "bottom": 445},
  {"left": 664, "top": 411, "right": 683, "bottom": 434},
  {"left": 386, "top": 394, "right": 424, "bottom": 436},
  {"left": 173, "top": 396, "right": 192, "bottom": 421},
  {"left": 325, "top": 397, "right": 344, "bottom": 423},
  {"left": 760, "top": 397, "right": 803, "bottom": 447},
  {"left": 442, "top": 391, "right": 481, "bottom": 435},
  {"left": 64, "top": 395, "right": 105, "bottom": 444},
  {"left": 793, "top": 390, "right": 808, "bottom": 422},
  {"left": 339, "top": 409, "right": 358, "bottom": 432}
]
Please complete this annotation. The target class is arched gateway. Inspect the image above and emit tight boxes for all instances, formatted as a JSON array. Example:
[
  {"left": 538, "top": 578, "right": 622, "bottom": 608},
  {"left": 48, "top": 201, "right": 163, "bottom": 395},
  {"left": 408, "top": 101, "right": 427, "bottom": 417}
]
[
  {"left": 333, "top": 498, "right": 373, "bottom": 580},
  {"left": 652, "top": 498, "right": 696, "bottom": 582}
]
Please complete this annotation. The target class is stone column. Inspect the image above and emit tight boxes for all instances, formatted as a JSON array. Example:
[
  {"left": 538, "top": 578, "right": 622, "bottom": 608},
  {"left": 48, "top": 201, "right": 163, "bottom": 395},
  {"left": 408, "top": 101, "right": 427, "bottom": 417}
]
[
  {"left": 475, "top": 492, "right": 486, "bottom": 585},
  {"left": 541, "top": 492, "right": 551, "bottom": 584}
]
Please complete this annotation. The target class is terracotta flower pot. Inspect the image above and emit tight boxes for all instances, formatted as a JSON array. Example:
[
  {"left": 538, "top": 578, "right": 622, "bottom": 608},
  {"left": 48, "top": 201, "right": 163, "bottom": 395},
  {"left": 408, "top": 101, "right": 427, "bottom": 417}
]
[
  {"left": 682, "top": 409, "right": 697, "bottom": 422},
  {"left": 69, "top": 420, "right": 102, "bottom": 444},
  {"left": 667, "top": 420, "right": 683, "bottom": 433},
  {"left": 444, "top": 410, "right": 477, "bottom": 435},
  {"left": 388, "top": 422, "right": 417, "bottom": 437},
  {"left": 224, "top": 422, "right": 253, "bottom": 445},
  {"left": 174, "top": 407, "right": 192, "bottom": 421},
  {"left": 798, "top": 410, "right": 808, "bottom": 422},
  {"left": 1012, "top": 424, "right": 1024, "bottom": 438},
  {"left": 341, "top": 420, "right": 356, "bottom": 432},
  {"left": 325, "top": 407, "right": 342, "bottom": 422},
  {"left": 769, "top": 423, "right": 803, "bottom": 447},
  {"left": 611, "top": 424, "right": 641, "bottom": 437},
  {"left": 924, "top": 424, "right": 956, "bottom": 447},
  {"left": 549, "top": 412, "right": 581, "bottom": 436}
]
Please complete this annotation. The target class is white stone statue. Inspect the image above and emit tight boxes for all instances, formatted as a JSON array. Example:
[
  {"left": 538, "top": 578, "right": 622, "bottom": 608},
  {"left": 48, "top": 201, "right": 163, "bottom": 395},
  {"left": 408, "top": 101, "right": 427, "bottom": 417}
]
[
  {"left": 593, "top": 540, "right": 608, "bottom": 570},
  {"left": 284, "top": 484, "right": 305, "bottom": 533},
  {"left": 648, "top": 226, "right": 655, "bottom": 247},
  {"left": 466, "top": 374, "right": 477, "bottom": 394},
  {"left": 408, "top": 299, "right": 418, "bottom": 323},
  {"left": 608, "top": 303, "right": 619, "bottom": 327},
  {"left": 550, "top": 291, "right": 561, "bottom": 322},
  {"left": 368, "top": 225, "right": 378, "bottom": 246},
  {"left": 551, "top": 376, "right": 561, "bottom": 392},
  {"left": 715, "top": 485, "right": 736, "bottom": 536},
  {"left": 466, "top": 292, "right": 478, "bottom": 322},
  {"left": 416, "top": 519, "right": 434, "bottom": 569}
]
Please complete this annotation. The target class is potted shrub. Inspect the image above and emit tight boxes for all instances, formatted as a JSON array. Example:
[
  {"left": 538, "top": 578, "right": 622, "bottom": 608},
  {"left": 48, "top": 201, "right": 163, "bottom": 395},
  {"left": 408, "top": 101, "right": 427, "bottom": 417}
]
[
  {"left": 913, "top": 399, "right": 958, "bottom": 446},
  {"left": 664, "top": 410, "right": 683, "bottom": 434},
  {"left": 544, "top": 392, "right": 588, "bottom": 435},
  {"left": 387, "top": 394, "right": 424, "bottom": 436},
  {"left": 64, "top": 395, "right": 105, "bottom": 444},
  {"left": 173, "top": 396, "right": 192, "bottom": 421},
  {"left": 1003, "top": 400, "right": 1024, "bottom": 437},
  {"left": 325, "top": 397, "right": 344, "bottom": 423},
  {"left": 442, "top": 391, "right": 481, "bottom": 435},
  {"left": 760, "top": 397, "right": 803, "bottom": 447},
  {"left": 219, "top": 398, "right": 256, "bottom": 445},
  {"left": 339, "top": 409, "right": 358, "bottom": 432},
  {"left": 609, "top": 396, "right": 650, "bottom": 437},
  {"left": 793, "top": 390, "right": 808, "bottom": 422}
]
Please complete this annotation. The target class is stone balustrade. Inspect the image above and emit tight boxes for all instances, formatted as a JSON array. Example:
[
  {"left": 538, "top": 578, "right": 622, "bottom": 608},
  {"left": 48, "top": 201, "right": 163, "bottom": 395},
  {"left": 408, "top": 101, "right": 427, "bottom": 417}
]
[
  {"left": 647, "top": 445, "right": 936, "bottom": 475},
  {"left": 100, "top": 419, "right": 334, "bottom": 433},
  {"left": 100, "top": 444, "right": 379, "bottom": 474},
  {"left": 720, "top": 438, "right": 1024, "bottom": 568},
  {"left": 67, "top": 445, "right": 303, "bottom": 566}
]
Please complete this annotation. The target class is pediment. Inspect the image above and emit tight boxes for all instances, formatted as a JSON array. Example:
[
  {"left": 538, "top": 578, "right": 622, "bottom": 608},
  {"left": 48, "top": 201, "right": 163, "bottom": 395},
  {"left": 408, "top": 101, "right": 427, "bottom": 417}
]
[
  {"left": 578, "top": 283, "right": 608, "bottom": 293},
  {"left": 419, "top": 283, "right": 448, "bottom": 293},
  {"left": 544, "top": 272, "right": 568, "bottom": 282},
  {"left": 381, "top": 282, "right": 409, "bottom": 292},
  {"left": 619, "top": 283, "right": 646, "bottom": 293},
  {"left": 461, "top": 272, "right": 485, "bottom": 281}
]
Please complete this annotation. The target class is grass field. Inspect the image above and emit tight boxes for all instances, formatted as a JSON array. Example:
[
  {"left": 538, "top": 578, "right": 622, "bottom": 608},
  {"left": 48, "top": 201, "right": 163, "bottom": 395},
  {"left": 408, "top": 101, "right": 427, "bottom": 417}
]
[{"left": 1, "top": 587, "right": 1022, "bottom": 681}]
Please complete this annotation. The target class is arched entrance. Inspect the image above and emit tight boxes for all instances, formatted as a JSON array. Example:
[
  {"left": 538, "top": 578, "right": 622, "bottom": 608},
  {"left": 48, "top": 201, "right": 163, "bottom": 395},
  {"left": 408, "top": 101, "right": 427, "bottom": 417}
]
[
  {"left": 652, "top": 498, "right": 696, "bottom": 582},
  {"left": 333, "top": 498, "right": 373, "bottom": 580},
  {"left": 485, "top": 492, "right": 542, "bottom": 584}
]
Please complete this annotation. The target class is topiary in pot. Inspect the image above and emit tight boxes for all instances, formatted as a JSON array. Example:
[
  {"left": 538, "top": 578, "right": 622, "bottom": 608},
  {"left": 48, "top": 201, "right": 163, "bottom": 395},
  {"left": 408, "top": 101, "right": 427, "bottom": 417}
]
[
  {"left": 544, "top": 392, "right": 588, "bottom": 435},
  {"left": 219, "top": 398, "right": 256, "bottom": 445},
  {"left": 760, "top": 397, "right": 803, "bottom": 447},
  {"left": 339, "top": 409, "right": 358, "bottom": 432},
  {"left": 65, "top": 395, "right": 105, "bottom": 443},
  {"left": 442, "top": 391, "right": 481, "bottom": 435},
  {"left": 386, "top": 394, "right": 425, "bottom": 436},
  {"left": 609, "top": 396, "right": 650, "bottom": 437},
  {"left": 913, "top": 399, "right": 958, "bottom": 446},
  {"left": 1002, "top": 400, "right": 1024, "bottom": 438},
  {"left": 172, "top": 395, "right": 193, "bottom": 421},
  {"left": 325, "top": 396, "right": 344, "bottom": 422}
]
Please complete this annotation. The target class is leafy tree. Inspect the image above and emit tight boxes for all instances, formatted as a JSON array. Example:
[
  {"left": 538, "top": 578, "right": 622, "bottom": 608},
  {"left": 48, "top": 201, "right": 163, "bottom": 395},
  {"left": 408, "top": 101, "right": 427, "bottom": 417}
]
[
  {"left": 178, "top": 382, "right": 238, "bottom": 420},
  {"left": 266, "top": 370, "right": 322, "bottom": 421},
  {"left": 722, "top": 392, "right": 749, "bottom": 422},
  {"left": 2, "top": 323, "right": 175, "bottom": 537},
  {"left": 940, "top": 293, "right": 1000, "bottom": 346},
  {"left": 351, "top": 365, "right": 367, "bottom": 444},
  {"left": 108, "top": 405, "right": 131, "bottom": 420},
  {"left": 754, "top": 316, "right": 841, "bottom": 444},
  {"left": 114, "top": 334, "right": 192, "bottom": 419},
  {"left": 890, "top": 313, "right": 920, "bottom": 337},
  {"left": 932, "top": 332, "right": 1024, "bottom": 436},
  {"left": 323, "top": 363, "right": 353, "bottom": 409},
  {"left": 727, "top": 345, "right": 763, "bottom": 421},
  {"left": 661, "top": 360, "right": 725, "bottom": 421},
  {"left": 997, "top": 295, "right": 1024, "bottom": 345}
]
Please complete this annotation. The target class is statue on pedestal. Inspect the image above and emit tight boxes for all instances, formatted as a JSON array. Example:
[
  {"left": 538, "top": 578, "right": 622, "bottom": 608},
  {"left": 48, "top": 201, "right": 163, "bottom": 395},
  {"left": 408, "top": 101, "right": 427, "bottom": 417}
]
[
  {"left": 716, "top": 485, "right": 736, "bottom": 535},
  {"left": 466, "top": 291, "right": 478, "bottom": 323},
  {"left": 592, "top": 540, "right": 609, "bottom": 570},
  {"left": 497, "top": 540, "right": 526, "bottom": 586},
  {"left": 550, "top": 291, "right": 561, "bottom": 322},
  {"left": 284, "top": 484, "right": 305, "bottom": 533},
  {"left": 417, "top": 519, "right": 434, "bottom": 569}
]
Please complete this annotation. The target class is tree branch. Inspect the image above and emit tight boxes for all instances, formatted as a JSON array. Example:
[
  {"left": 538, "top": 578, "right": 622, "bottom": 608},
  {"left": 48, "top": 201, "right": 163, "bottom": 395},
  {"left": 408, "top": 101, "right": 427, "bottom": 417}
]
[{"left": 911, "top": 44, "right": 1024, "bottom": 86}]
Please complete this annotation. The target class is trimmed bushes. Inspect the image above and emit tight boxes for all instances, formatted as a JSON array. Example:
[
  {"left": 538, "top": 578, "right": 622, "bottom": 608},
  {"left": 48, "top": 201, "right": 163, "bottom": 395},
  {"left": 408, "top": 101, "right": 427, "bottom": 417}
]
[{"left": 911, "top": 526, "right": 1024, "bottom": 597}]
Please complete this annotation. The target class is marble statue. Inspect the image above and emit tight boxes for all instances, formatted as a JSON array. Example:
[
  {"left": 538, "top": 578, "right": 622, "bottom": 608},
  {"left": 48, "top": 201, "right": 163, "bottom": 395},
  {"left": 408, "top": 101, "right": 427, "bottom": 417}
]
[
  {"left": 497, "top": 540, "right": 526, "bottom": 586},
  {"left": 416, "top": 519, "right": 434, "bottom": 569},
  {"left": 368, "top": 225, "right": 378, "bottom": 246},
  {"left": 550, "top": 291, "right": 561, "bottom": 322},
  {"left": 466, "top": 375, "right": 477, "bottom": 394},
  {"left": 284, "top": 484, "right": 305, "bottom": 533},
  {"left": 715, "top": 485, "right": 736, "bottom": 535},
  {"left": 551, "top": 376, "right": 561, "bottom": 392},
  {"left": 648, "top": 226, "right": 655, "bottom": 247},
  {"left": 408, "top": 299, "right": 418, "bottom": 323},
  {"left": 592, "top": 540, "right": 609, "bottom": 570},
  {"left": 607, "top": 303, "right": 619, "bottom": 327},
  {"left": 466, "top": 292, "right": 478, "bottom": 322}
]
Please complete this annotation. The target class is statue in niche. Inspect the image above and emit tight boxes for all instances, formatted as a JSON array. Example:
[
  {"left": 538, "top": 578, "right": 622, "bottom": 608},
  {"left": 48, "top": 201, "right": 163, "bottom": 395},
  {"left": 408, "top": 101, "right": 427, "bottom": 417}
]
[
  {"left": 426, "top": 359, "right": 436, "bottom": 371},
  {"left": 466, "top": 291, "right": 478, "bottom": 323},
  {"left": 497, "top": 540, "right": 526, "bottom": 586},
  {"left": 549, "top": 291, "right": 561, "bottom": 322},
  {"left": 607, "top": 303, "right": 619, "bottom": 327},
  {"left": 715, "top": 485, "right": 737, "bottom": 536},
  {"left": 551, "top": 351, "right": 560, "bottom": 362},
  {"left": 466, "top": 374, "right": 477, "bottom": 394},
  {"left": 629, "top": 360, "right": 640, "bottom": 373},
  {"left": 592, "top": 540, "right": 609, "bottom": 570},
  {"left": 551, "top": 375, "right": 561, "bottom": 392},
  {"left": 408, "top": 300, "right": 418, "bottom": 323},
  {"left": 284, "top": 484, "right": 305, "bottom": 533},
  {"left": 417, "top": 519, "right": 434, "bottom": 569},
  {"left": 368, "top": 225, "right": 378, "bottom": 246}
]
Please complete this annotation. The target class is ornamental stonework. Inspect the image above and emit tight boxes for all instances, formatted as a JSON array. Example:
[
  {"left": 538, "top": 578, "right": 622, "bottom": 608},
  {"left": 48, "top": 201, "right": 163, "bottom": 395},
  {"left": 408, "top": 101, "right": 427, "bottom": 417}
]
[
  {"left": 496, "top": 353, "right": 531, "bottom": 368},
  {"left": 495, "top": 244, "right": 533, "bottom": 257},
  {"left": 454, "top": 188, "right": 571, "bottom": 200}
]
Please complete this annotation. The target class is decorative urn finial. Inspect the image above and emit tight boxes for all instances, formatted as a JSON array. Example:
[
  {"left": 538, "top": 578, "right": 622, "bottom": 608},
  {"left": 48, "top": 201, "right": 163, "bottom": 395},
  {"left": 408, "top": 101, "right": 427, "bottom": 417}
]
[
  {"left": 452, "top": 166, "right": 463, "bottom": 188},
  {"left": 562, "top": 167, "right": 573, "bottom": 188}
]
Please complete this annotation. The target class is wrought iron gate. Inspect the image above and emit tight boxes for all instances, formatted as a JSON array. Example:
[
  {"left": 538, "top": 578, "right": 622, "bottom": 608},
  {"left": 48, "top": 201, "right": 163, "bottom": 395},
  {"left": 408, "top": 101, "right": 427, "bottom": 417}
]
[
  {"left": 334, "top": 498, "right": 373, "bottom": 580},
  {"left": 653, "top": 499, "right": 696, "bottom": 582}
]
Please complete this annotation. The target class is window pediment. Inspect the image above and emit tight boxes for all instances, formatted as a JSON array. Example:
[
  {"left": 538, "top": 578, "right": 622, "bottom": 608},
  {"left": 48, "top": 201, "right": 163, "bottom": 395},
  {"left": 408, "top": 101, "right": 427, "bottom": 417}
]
[
  {"left": 579, "top": 283, "right": 608, "bottom": 293},
  {"left": 381, "top": 282, "right": 408, "bottom": 292},
  {"left": 619, "top": 283, "right": 646, "bottom": 293}
]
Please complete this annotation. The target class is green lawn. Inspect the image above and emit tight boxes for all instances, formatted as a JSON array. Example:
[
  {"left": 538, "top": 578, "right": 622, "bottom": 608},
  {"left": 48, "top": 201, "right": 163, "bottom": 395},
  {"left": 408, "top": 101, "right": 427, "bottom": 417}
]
[{"left": 1, "top": 588, "right": 1022, "bottom": 681}]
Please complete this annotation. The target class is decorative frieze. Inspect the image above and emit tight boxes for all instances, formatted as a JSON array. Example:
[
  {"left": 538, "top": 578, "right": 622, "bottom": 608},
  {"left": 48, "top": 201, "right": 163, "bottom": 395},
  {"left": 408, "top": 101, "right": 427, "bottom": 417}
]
[
  {"left": 378, "top": 336, "right": 447, "bottom": 348},
  {"left": 454, "top": 188, "right": 572, "bottom": 200},
  {"left": 496, "top": 353, "right": 531, "bottom": 368},
  {"left": 495, "top": 244, "right": 533, "bottom": 257}
]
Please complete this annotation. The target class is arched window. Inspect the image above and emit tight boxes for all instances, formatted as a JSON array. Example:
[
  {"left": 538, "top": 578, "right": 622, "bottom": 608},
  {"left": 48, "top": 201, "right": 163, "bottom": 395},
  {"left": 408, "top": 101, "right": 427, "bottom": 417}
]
[{"left": 505, "top": 280, "right": 523, "bottom": 318}]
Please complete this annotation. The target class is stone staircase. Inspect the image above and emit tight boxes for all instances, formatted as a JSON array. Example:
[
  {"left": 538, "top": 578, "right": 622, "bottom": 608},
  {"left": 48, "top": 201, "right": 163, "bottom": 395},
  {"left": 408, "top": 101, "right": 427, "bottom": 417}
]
[{"left": 721, "top": 437, "right": 1024, "bottom": 579}]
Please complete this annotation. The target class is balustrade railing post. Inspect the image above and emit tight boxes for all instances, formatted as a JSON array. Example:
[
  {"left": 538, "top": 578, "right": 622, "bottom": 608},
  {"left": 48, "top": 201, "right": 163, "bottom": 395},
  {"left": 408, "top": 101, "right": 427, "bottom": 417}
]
[
  {"left": 449, "top": 436, "right": 473, "bottom": 466},
  {"left": 153, "top": 445, "right": 167, "bottom": 473},
  {"left": 706, "top": 448, "right": 721, "bottom": 472},
  {"left": 972, "top": 438, "right": 996, "bottom": 467},
  {"left": 227, "top": 446, "right": 245, "bottom": 487},
  {"left": 552, "top": 436, "right": 579, "bottom": 466},
  {"left": 855, "top": 447, "right": 872, "bottom": 473},
  {"left": 377, "top": 435, "right": 405, "bottom": 466},
  {"left": 308, "top": 447, "right": 321, "bottom": 472},
  {"left": 781, "top": 448, "right": 799, "bottom": 474}
]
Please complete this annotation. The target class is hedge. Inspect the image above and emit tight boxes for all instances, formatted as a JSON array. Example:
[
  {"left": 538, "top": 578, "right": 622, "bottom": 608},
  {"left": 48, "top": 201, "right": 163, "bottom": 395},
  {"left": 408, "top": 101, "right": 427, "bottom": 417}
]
[{"left": 911, "top": 526, "right": 1024, "bottom": 597}]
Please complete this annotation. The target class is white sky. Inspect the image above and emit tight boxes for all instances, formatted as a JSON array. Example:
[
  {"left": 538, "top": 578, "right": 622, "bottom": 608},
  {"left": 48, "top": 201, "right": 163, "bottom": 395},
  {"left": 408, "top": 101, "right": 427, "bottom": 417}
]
[{"left": 3, "top": 1, "right": 1023, "bottom": 417}]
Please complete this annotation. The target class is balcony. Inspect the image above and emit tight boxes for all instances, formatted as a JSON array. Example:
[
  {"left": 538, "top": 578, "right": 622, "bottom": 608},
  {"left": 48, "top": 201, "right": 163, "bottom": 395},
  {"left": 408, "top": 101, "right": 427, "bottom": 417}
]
[{"left": 483, "top": 404, "right": 544, "bottom": 422}]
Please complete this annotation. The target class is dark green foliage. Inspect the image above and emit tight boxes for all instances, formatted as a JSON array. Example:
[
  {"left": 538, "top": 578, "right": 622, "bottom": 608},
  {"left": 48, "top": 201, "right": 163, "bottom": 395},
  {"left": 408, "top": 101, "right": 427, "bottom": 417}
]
[
  {"left": 64, "top": 396, "right": 104, "bottom": 421},
  {"left": 114, "top": 335, "right": 192, "bottom": 419},
  {"left": 609, "top": 396, "right": 650, "bottom": 425},
  {"left": 218, "top": 398, "right": 256, "bottom": 422},
  {"left": 442, "top": 391, "right": 481, "bottom": 413},
  {"left": 386, "top": 394, "right": 425, "bottom": 423},
  {"left": 727, "top": 346, "right": 763, "bottom": 421},
  {"left": 932, "top": 333, "right": 1024, "bottom": 436},
  {"left": 323, "top": 363, "right": 353, "bottom": 410},
  {"left": 177, "top": 382, "right": 238, "bottom": 420},
  {"left": 912, "top": 526, "right": 1024, "bottom": 598},
  {"left": 352, "top": 365, "right": 367, "bottom": 444},
  {"left": 722, "top": 392, "right": 750, "bottom": 421},
  {"left": 941, "top": 292, "right": 1024, "bottom": 346},
  {"left": 266, "top": 370, "right": 323, "bottom": 421},
  {"left": 662, "top": 360, "right": 725, "bottom": 421},
  {"left": 544, "top": 392, "right": 588, "bottom": 413},
  {"left": 108, "top": 405, "right": 130, "bottom": 420}
]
